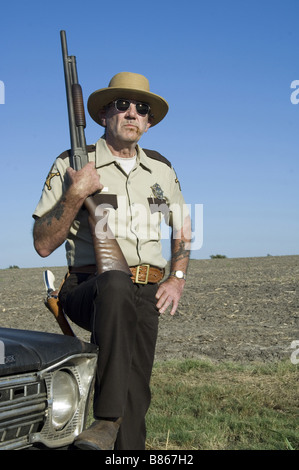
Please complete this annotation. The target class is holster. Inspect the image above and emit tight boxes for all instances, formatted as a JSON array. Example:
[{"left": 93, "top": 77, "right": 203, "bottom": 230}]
[{"left": 44, "top": 275, "right": 75, "bottom": 337}]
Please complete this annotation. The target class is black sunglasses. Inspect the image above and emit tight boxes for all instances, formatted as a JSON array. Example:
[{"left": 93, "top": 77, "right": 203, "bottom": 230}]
[{"left": 112, "top": 99, "right": 151, "bottom": 116}]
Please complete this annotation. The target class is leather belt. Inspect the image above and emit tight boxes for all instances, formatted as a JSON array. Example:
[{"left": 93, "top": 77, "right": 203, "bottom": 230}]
[
  {"left": 130, "top": 265, "right": 165, "bottom": 284},
  {"left": 68, "top": 264, "right": 165, "bottom": 284}
]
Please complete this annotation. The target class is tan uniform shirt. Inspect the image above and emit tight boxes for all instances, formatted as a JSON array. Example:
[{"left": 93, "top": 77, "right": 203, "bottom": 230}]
[{"left": 33, "top": 138, "right": 187, "bottom": 268}]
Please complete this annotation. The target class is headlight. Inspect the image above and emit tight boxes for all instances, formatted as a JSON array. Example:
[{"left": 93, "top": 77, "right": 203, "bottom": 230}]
[
  {"left": 51, "top": 370, "right": 79, "bottom": 430},
  {"left": 31, "top": 353, "right": 98, "bottom": 448}
]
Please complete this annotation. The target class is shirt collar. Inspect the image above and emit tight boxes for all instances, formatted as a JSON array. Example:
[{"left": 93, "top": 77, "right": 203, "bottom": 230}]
[{"left": 95, "top": 137, "right": 152, "bottom": 173}]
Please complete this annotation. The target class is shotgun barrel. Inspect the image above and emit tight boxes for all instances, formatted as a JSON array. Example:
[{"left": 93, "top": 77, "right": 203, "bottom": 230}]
[{"left": 60, "top": 30, "right": 131, "bottom": 276}]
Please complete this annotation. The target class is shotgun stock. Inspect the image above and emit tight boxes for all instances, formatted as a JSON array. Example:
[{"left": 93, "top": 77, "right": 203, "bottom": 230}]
[{"left": 60, "top": 30, "right": 131, "bottom": 276}]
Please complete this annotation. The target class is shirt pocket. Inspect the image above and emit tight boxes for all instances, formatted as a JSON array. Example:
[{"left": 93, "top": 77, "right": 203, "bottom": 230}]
[
  {"left": 92, "top": 193, "right": 118, "bottom": 210},
  {"left": 147, "top": 197, "right": 169, "bottom": 215}
]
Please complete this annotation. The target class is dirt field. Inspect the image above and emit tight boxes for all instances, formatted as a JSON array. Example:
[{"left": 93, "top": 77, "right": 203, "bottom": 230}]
[{"left": 0, "top": 255, "right": 298, "bottom": 364}]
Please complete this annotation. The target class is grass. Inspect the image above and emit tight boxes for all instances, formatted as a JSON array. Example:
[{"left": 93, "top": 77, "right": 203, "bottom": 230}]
[{"left": 145, "top": 359, "right": 299, "bottom": 450}]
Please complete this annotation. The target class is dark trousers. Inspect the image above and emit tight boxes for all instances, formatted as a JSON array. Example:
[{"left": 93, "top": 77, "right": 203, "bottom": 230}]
[{"left": 59, "top": 270, "right": 159, "bottom": 450}]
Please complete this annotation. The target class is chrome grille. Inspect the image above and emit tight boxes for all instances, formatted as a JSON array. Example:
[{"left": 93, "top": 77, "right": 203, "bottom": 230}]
[{"left": 0, "top": 373, "right": 47, "bottom": 450}]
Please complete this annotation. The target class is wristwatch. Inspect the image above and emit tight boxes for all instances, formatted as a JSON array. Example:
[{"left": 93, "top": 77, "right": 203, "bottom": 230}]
[{"left": 170, "top": 270, "right": 187, "bottom": 281}]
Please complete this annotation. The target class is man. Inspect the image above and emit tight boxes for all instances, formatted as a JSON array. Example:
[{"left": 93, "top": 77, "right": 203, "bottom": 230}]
[{"left": 33, "top": 72, "right": 191, "bottom": 450}]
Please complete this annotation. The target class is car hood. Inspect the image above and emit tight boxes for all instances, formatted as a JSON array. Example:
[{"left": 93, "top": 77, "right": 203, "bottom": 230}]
[{"left": 0, "top": 327, "right": 98, "bottom": 376}]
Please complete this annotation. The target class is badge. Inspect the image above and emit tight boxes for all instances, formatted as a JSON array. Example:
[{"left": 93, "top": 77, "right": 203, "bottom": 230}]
[{"left": 151, "top": 183, "right": 164, "bottom": 200}]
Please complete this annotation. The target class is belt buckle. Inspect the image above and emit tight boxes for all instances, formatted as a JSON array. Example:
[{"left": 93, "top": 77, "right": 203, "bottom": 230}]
[{"left": 135, "top": 264, "right": 150, "bottom": 284}]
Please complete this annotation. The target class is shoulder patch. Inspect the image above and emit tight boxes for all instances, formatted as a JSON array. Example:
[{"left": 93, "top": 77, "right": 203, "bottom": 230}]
[{"left": 143, "top": 148, "right": 172, "bottom": 168}]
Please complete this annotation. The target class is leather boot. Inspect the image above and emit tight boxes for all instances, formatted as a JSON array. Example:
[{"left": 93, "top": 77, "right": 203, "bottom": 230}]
[{"left": 74, "top": 418, "right": 122, "bottom": 450}]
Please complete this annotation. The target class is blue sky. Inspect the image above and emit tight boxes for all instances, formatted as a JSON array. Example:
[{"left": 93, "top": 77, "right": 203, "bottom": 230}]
[{"left": 0, "top": 0, "right": 298, "bottom": 268}]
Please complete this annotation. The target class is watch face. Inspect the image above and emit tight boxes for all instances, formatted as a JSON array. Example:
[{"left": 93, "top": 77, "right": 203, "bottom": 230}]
[{"left": 176, "top": 270, "right": 184, "bottom": 278}]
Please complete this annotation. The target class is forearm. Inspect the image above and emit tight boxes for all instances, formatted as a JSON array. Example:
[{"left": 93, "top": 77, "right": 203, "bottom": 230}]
[
  {"left": 33, "top": 162, "right": 103, "bottom": 258},
  {"left": 170, "top": 215, "right": 191, "bottom": 274},
  {"left": 170, "top": 237, "right": 190, "bottom": 275},
  {"left": 33, "top": 187, "right": 85, "bottom": 257},
  {"left": 156, "top": 215, "right": 191, "bottom": 315}
]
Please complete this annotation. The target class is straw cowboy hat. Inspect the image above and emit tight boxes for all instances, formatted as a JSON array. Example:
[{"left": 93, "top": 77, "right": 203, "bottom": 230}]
[{"left": 87, "top": 72, "right": 169, "bottom": 127}]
